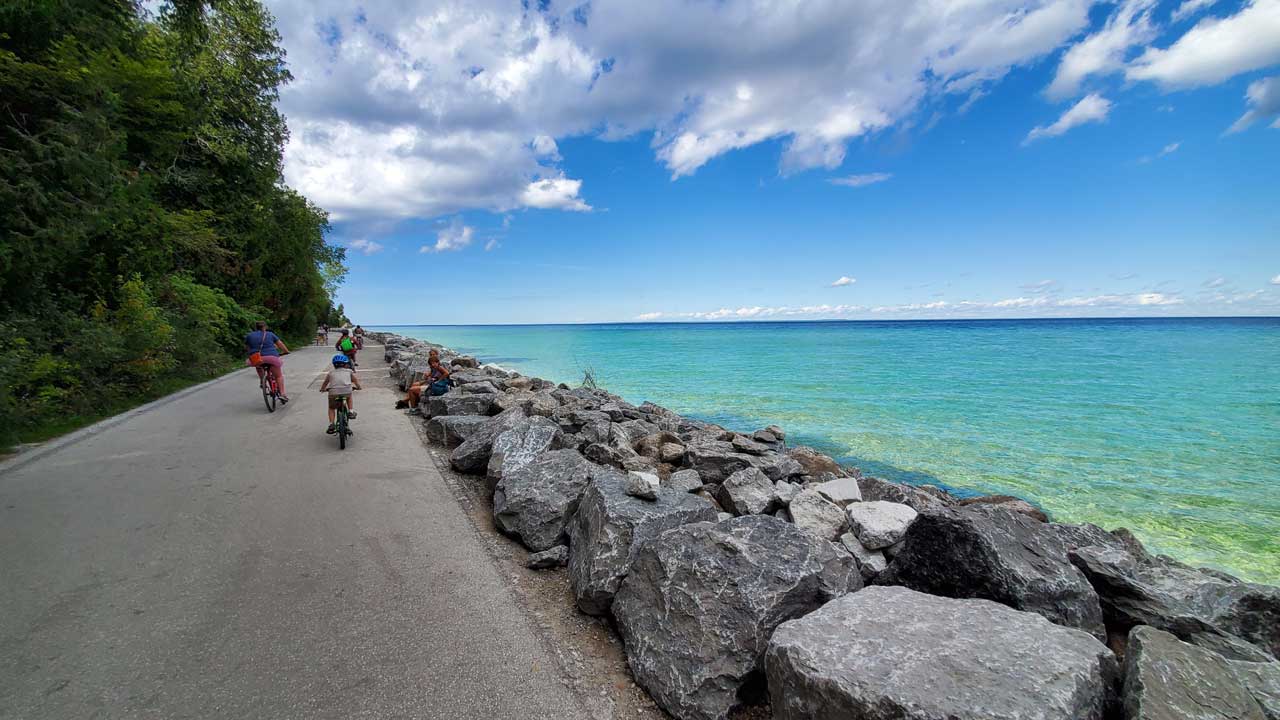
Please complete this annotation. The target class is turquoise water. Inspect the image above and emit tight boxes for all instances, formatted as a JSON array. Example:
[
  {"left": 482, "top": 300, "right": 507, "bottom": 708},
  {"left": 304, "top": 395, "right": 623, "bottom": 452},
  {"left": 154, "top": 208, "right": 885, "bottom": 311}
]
[{"left": 375, "top": 319, "right": 1280, "bottom": 583}]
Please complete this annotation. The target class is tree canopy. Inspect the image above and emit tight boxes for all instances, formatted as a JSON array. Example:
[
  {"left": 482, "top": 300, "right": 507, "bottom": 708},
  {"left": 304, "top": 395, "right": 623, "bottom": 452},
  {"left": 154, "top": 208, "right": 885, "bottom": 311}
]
[{"left": 0, "top": 0, "right": 347, "bottom": 446}]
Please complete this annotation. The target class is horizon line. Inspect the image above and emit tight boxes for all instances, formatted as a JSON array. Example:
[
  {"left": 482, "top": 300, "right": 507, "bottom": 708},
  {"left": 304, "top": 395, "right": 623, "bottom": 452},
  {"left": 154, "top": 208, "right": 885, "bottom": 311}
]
[{"left": 363, "top": 314, "right": 1280, "bottom": 328}]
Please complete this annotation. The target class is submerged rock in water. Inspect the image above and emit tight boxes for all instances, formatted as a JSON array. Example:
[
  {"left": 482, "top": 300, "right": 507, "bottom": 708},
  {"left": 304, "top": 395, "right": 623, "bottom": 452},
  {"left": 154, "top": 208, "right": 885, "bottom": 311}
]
[
  {"left": 766, "top": 586, "right": 1118, "bottom": 720},
  {"left": 959, "top": 494, "right": 1049, "bottom": 522},
  {"left": 613, "top": 515, "right": 859, "bottom": 720},
  {"left": 567, "top": 468, "right": 718, "bottom": 616}
]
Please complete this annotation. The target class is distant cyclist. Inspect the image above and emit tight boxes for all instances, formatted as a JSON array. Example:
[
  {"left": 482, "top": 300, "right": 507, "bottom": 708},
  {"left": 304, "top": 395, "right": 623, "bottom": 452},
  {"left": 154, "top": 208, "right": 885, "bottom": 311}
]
[
  {"left": 335, "top": 329, "right": 358, "bottom": 366},
  {"left": 319, "top": 353, "right": 360, "bottom": 434},
  {"left": 244, "top": 321, "right": 290, "bottom": 403}
]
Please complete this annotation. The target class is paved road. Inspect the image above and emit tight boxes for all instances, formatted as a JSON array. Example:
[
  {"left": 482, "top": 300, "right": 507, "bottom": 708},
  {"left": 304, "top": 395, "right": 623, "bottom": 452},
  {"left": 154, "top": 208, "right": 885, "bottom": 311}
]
[{"left": 0, "top": 344, "right": 588, "bottom": 719}]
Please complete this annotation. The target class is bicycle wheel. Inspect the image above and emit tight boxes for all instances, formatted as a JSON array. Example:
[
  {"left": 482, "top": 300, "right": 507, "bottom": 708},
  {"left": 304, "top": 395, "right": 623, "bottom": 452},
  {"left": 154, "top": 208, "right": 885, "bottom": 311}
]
[
  {"left": 338, "top": 408, "right": 347, "bottom": 449},
  {"left": 262, "top": 373, "right": 276, "bottom": 413}
]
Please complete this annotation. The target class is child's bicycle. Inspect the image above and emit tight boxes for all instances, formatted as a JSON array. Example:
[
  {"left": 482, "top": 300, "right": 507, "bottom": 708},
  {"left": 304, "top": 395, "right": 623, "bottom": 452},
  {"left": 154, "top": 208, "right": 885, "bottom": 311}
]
[
  {"left": 332, "top": 394, "right": 354, "bottom": 449},
  {"left": 259, "top": 364, "right": 281, "bottom": 412}
]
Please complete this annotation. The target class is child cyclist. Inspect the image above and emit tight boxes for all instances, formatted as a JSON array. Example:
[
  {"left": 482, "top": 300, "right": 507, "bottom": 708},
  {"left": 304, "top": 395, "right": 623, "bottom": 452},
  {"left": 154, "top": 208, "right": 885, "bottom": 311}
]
[{"left": 319, "top": 353, "right": 360, "bottom": 434}]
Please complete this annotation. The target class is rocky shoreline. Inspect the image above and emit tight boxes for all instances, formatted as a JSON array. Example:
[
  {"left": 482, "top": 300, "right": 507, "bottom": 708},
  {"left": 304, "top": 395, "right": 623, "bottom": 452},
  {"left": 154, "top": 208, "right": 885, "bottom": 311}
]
[{"left": 375, "top": 331, "right": 1280, "bottom": 720}]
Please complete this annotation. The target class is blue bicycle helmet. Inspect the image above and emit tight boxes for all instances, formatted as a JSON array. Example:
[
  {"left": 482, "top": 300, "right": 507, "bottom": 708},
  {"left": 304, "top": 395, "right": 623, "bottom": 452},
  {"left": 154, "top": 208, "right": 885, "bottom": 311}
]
[{"left": 332, "top": 353, "right": 350, "bottom": 366}]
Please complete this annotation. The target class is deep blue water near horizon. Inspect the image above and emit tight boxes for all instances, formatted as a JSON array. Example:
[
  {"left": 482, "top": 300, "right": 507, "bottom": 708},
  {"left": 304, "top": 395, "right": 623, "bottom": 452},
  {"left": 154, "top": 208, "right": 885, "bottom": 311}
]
[{"left": 374, "top": 317, "right": 1280, "bottom": 583}]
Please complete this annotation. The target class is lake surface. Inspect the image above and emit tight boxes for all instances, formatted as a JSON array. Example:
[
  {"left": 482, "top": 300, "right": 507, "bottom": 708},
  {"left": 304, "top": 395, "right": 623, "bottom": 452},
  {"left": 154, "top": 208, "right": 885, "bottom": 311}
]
[{"left": 374, "top": 318, "right": 1280, "bottom": 583}]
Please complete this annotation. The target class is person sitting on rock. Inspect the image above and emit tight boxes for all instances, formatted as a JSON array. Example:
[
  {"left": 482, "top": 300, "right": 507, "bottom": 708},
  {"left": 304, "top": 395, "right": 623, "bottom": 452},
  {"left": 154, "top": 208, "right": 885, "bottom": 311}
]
[{"left": 395, "top": 351, "right": 451, "bottom": 414}]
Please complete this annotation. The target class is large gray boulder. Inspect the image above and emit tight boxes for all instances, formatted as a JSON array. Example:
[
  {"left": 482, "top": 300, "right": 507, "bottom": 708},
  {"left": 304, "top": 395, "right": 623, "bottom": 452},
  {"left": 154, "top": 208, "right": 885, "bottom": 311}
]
[
  {"left": 426, "top": 391, "right": 496, "bottom": 418},
  {"left": 839, "top": 533, "right": 887, "bottom": 580},
  {"left": 715, "top": 467, "right": 775, "bottom": 516},
  {"left": 787, "top": 488, "right": 847, "bottom": 541},
  {"left": 845, "top": 500, "right": 918, "bottom": 549},
  {"left": 1123, "top": 625, "right": 1266, "bottom": 720},
  {"left": 766, "top": 586, "right": 1119, "bottom": 720},
  {"left": 612, "top": 515, "right": 860, "bottom": 720},
  {"left": 684, "top": 439, "right": 802, "bottom": 484},
  {"left": 683, "top": 440, "right": 755, "bottom": 484},
  {"left": 486, "top": 416, "right": 563, "bottom": 493},
  {"left": 814, "top": 477, "right": 862, "bottom": 505},
  {"left": 857, "top": 475, "right": 957, "bottom": 511},
  {"left": 663, "top": 469, "right": 703, "bottom": 494},
  {"left": 1069, "top": 544, "right": 1280, "bottom": 661},
  {"left": 1229, "top": 660, "right": 1280, "bottom": 720},
  {"left": 876, "top": 504, "right": 1106, "bottom": 640},
  {"left": 566, "top": 469, "right": 718, "bottom": 615},
  {"left": 492, "top": 449, "right": 596, "bottom": 552},
  {"left": 424, "top": 414, "right": 488, "bottom": 447},
  {"left": 449, "top": 408, "right": 528, "bottom": 474}
]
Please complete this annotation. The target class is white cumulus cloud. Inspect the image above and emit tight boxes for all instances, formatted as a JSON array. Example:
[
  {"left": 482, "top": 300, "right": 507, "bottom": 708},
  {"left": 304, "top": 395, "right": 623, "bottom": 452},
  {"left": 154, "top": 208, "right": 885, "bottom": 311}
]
[
  {"left": 348, "top": 238, "right": 384, "bottom": 255},
  {"left": 1127, "top": 0, "right": 1280, "bottom": 88},
  {"left": 1227, "top": 76, "right": 1280, "bottom": 133},
  {"left": 421, "top": 221, "right": 474, "bottom": 253},
  {"left": 829, "top": 173, "right": 892, "bottom": 188},
  {"left": 830, "top": 276, "right": 857, "bottom": 287},
  {"left": 1271, "top": 274, "right": 1280, "bottom": 285},
  {"left": 268, "top": 0, "right": 1111, "bottom": 220},
  {"left": 520, "top": 176, "right": 592, "bottom": 212},
  {"left": 1048, "top": 0, "right": 1158, "bottom": 100},
  {"left": 1171, "top": 0, "right": 1218, "bottom": 22},
  {"left": 1025, "top": 93, "right": 1114, "bottom": 144}
]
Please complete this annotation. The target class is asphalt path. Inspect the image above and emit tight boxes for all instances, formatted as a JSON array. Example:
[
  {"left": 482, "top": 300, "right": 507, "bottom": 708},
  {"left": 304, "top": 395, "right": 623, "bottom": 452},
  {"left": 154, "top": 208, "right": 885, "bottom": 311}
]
[{"left": 0, "top": 343, "right": 588, "bottom": 719}]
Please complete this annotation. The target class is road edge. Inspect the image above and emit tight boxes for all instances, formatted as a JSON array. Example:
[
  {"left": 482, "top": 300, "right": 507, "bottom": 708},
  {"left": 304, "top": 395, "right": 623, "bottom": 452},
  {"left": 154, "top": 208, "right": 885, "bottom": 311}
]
[{"left": 0, "top": 366, "right": 249, "bottom": 474}]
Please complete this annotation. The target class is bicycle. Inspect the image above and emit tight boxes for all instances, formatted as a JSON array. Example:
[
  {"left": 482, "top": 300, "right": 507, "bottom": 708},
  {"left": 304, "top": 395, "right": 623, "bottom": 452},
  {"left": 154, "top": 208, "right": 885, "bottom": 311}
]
[
  {"left": 259, "top": 363, "right": 281, "bottom": 412},
  {"left": 333, "top": 394, "right": 353, "bottom": 449}
]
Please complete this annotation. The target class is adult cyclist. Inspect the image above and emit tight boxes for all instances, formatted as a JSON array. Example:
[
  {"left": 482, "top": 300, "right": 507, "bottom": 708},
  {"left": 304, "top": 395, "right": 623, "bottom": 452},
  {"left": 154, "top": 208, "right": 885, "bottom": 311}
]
[
  {"left": 335, "top": 328, "right": 358, "bottom": 366},
  {"left": 245, "top": 321, "right": 290, "bottom": 403}
]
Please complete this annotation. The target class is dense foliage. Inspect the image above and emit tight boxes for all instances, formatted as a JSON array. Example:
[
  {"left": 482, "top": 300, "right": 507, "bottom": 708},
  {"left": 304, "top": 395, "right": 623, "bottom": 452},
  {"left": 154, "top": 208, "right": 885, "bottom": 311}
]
[{"left": 0, "top": 0, "right": 347, "bottom": 447}]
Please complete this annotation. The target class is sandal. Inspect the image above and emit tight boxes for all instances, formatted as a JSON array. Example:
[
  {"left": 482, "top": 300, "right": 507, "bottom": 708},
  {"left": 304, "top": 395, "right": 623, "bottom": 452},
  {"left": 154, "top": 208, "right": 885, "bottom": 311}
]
[{"left": 326, "top": 423, "right": 337, "bottom": 434}]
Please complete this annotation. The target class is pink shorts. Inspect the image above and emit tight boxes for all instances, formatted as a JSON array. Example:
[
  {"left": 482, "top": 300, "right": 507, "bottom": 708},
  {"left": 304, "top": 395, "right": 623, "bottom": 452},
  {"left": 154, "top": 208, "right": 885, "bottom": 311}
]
[{"left": 248, "top": 355, "right": 283, "bottom": 371}]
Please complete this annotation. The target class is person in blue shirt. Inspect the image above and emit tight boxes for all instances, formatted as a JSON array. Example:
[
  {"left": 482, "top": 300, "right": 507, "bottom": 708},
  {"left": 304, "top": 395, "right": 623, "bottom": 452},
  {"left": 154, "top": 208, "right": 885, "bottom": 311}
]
[{"left": 244, "top": 321, "right": 290, "bottom": 403}]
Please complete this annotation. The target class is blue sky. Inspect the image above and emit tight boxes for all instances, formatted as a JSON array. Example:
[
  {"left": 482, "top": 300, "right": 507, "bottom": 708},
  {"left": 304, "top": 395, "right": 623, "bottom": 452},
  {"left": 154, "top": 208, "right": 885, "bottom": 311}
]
[{"left": 263, "top": 0, "right": 1280, "bottom": 324}]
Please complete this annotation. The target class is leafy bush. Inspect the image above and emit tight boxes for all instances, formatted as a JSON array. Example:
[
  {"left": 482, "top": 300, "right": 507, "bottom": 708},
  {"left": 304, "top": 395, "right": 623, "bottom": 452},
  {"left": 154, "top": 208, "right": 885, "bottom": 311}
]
[{"left": 0, "top": 0, "right": 347, "bottom": 449}]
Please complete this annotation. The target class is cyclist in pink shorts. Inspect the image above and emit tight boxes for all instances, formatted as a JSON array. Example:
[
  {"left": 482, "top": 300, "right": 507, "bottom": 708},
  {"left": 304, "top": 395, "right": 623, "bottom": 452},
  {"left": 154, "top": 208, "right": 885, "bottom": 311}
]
[{"left": 244, "top": 321, "right": 290, "bottom": 403}]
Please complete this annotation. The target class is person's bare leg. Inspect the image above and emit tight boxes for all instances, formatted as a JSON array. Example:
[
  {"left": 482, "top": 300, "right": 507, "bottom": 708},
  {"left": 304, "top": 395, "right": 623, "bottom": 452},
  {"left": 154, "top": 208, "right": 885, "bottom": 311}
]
[{"left": 271, "top": 362, "right": 286, "bottom": 396}]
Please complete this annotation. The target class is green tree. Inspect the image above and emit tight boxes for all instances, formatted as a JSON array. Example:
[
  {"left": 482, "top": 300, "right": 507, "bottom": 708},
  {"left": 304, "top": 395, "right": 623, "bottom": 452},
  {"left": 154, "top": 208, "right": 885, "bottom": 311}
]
[{"left": 0, "top": 0, "right": 346, "bottom": 448}]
